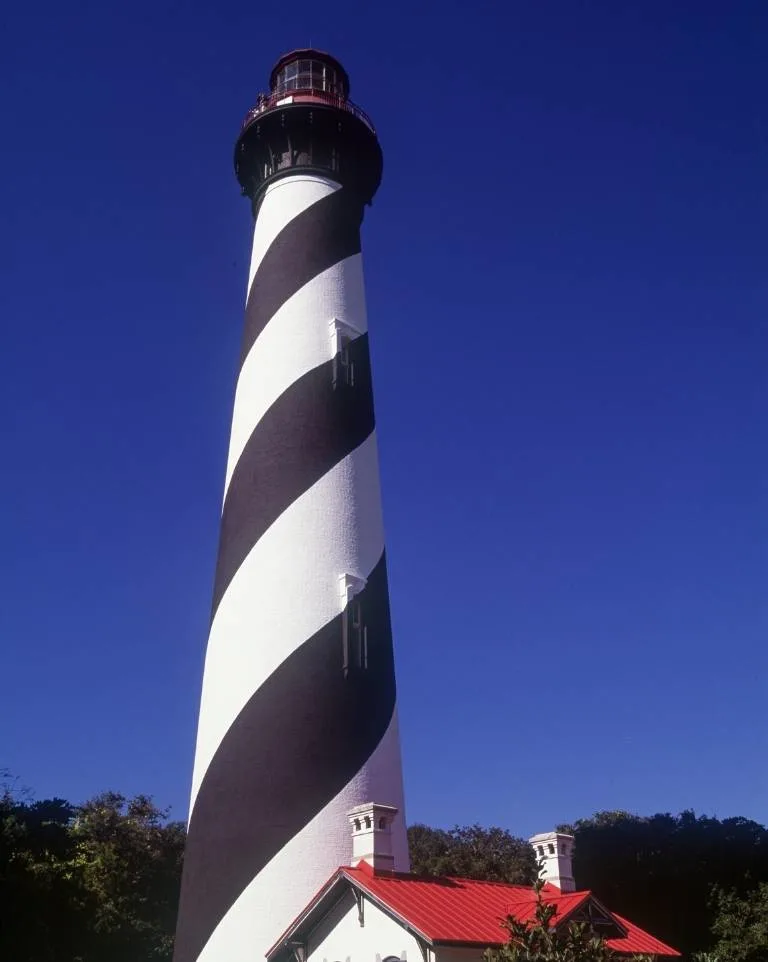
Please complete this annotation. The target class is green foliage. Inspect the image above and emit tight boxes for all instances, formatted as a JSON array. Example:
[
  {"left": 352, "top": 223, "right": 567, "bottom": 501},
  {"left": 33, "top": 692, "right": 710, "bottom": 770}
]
[
  {"left": 69, "top": 792, "right": 186, "bottom": 961},
  {"left": 408, "top": 823, "right": 536, "bottom": 884},
  {"left": 561, "top": 810, "right": 768, "bottom": 958},
  {"left": 708, "top": 882, "right": 768, "bottom": 962},
  {"left": 0, "top": 781, "right": 184, "bottom": 962},
  {"left": 483, "top": 879, "right": 649, "bottom": 962}
]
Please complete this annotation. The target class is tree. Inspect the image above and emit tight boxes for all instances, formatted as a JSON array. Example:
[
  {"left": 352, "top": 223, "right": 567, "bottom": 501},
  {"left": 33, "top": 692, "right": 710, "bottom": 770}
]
[
  {"left": 708, "top": 882, "right": 768, "bottom": 962},
  {"left": 0, "top": 785, "right": 84, "bottom": 961},
  {"left": 70, "top": 792, "right": 185, "bottom": 961},
  {"left": 557, "top": 810, "right": 768, "bottom": 957},
  {"left": 409, "top": 823, "right": 536, "bottom": 884},
  {"left": 0, "top": 779, "right": 184, "bottom": 962},
  {"left": 483, "top": 879, "right": 649, "bottom": 962}
]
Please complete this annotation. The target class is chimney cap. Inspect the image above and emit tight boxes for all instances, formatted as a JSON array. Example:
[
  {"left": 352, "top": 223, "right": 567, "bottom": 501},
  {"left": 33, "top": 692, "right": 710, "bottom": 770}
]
[{"left": 347, "top": 802, "right": 399, "bottom": 819}]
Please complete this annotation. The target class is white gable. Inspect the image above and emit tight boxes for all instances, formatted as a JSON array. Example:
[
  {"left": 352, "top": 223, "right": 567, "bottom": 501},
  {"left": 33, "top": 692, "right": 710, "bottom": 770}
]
[{"left": 306, "top": 888, "right": 423, "bottom": 962}]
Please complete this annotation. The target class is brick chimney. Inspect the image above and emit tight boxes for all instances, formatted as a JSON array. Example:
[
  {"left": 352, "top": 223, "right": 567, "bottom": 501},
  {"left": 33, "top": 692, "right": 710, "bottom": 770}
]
[
  {"left": 347, "top": 803, "right": 398, "bottom": 871},
  {"left": 529, "top": 831, "right": 576, "bottom": 892}
]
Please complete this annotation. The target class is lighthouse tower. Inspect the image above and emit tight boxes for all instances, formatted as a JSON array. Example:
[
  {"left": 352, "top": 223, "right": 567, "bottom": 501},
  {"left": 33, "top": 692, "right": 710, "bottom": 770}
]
[{"left": 173, "top": 50, "right": 409, "bottom": 962}]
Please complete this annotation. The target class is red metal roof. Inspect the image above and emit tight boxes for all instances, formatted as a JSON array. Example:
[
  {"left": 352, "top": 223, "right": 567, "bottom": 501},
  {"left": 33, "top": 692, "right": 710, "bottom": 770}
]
[
  {"left": 607, "top": 914, "right": 682, "bottom": 957},
  {"left": 341, "top": 863, "right": 680, "bottom": 956},
  {"left": 345, "top": 865, "right": 585, "bottom": 943}
]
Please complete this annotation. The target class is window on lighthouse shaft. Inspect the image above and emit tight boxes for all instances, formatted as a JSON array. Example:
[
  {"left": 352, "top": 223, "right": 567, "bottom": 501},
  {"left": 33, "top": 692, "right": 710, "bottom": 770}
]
[
  {"left": 342, "top": 600, "right": 368, "bottom": 678},
  {"left": 333, "top": 332, "right": 355, "bottom": 389}
]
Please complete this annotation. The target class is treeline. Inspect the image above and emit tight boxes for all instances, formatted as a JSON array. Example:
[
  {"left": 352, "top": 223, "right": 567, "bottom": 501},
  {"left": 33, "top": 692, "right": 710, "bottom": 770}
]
[
  {"left": 2, "top": 776, "right": 767, "bottom": 960},
  {"left": 410, "top": 814, "right": 768, "bottom": 958}
]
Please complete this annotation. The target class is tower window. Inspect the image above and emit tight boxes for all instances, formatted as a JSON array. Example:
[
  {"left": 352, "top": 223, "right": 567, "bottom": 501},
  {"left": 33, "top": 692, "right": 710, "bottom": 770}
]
[
  {"left": 343, "top": 599, "right": 368, "bottom": 676},
  {"left": 548, "top": 844, "right": 555, "bottom": 855},
  {"left": 334, "top": 332, "right": 354, "bottom": 388},
  {"left": 330, "top": 318, "right": 362, "bottom": 390},
  {"left": 339, "top": 573, "right": 368, "bottom": 678}
]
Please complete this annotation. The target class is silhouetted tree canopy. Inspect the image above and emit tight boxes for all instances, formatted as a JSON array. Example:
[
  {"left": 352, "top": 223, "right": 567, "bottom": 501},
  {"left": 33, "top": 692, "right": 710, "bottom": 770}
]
[
  {"left": 555, "top": 810, "right": 768, "bottom": 957},
  {"left": 0, "top": 775, "right": 184, "bottom": 962}
]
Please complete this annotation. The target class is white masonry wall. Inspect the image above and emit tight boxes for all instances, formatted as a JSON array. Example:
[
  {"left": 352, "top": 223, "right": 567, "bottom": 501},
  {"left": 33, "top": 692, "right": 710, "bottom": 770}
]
[
  {"left": 307, "top": 891, "right": 423, "bottom": 962},
  {"left": 304, "top": 891, "right": 489, "bottom": 962}
]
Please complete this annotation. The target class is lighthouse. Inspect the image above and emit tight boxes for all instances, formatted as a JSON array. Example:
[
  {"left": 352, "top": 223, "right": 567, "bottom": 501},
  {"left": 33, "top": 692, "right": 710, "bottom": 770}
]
[{"left": 173, "top": 50, "right": 409, "bottom": 962}]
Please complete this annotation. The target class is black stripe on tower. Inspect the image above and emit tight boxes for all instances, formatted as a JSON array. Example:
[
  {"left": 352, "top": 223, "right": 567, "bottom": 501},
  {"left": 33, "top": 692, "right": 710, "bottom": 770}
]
[
  {"left": 240, "top": 189, "right": 363, "bottom": 367},
  {"left": 212, "top": 332, "right": 374, "bottom": 619},
  {"left": 174, "top": 554, "right": 396, "bottom": 962}
]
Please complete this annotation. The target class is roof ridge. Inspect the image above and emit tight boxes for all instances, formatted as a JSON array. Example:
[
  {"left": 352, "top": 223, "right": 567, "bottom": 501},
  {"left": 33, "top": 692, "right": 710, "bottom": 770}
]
[
  {"left": 350, "top": 866, "right": 538, "bottom": 890},
  {"left": 441, "top": 876, "right": 537, "bottom": 889}
]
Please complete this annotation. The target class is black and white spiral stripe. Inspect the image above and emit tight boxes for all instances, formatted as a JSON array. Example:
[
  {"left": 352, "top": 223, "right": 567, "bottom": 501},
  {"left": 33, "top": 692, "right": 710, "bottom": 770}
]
[{"left": 173, "top": 175, "right": 408, "bottom": 962}]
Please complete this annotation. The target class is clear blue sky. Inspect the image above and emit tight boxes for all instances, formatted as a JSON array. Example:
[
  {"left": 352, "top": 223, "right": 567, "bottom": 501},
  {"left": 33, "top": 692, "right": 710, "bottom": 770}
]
[{"left": 1, "top": 0, "right": 765, "bottom": 838}]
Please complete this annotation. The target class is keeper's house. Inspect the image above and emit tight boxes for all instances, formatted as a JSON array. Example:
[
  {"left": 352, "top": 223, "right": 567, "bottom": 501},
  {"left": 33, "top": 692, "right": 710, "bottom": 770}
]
[{"left": 266, "top": 803, "right": 680, "bottom": 962}]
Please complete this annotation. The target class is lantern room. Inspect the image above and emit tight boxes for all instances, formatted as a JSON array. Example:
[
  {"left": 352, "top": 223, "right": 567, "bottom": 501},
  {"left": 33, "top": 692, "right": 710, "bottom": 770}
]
[
  {"left": 269, "top": 50, "right": 350, "bottom": 98},
  {"left": 234, "top": 49, "right": 382, "bottom": 212}
]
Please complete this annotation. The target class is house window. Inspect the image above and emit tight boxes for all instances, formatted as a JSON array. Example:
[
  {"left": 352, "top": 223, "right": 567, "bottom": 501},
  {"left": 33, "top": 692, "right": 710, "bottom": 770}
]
[{"left": 548, "top": 844, "right": 555, "bottom": 855}]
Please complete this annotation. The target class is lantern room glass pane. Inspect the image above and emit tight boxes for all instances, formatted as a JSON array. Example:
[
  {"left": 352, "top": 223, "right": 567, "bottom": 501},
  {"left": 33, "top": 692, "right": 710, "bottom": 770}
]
[
  {"left": 324, "top": 65, "right": 340, "bottom": 93},
  {"left": 310, "top": 61, "right": 324, "bottom": 89},
  {"left": 275, "top": 57, "right": 344, "bottom": 95},
  {"left": 295, "top": 60, "right": 310, "bottom": 88},
  {"left": 275, "top": 62, "right": 299, "bottom": 92}
]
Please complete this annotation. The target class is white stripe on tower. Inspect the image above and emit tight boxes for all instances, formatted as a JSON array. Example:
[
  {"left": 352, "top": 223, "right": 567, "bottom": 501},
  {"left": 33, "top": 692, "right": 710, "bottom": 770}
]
[{"left": 174, "top": 52, "right": 409, "bottom": 962}]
